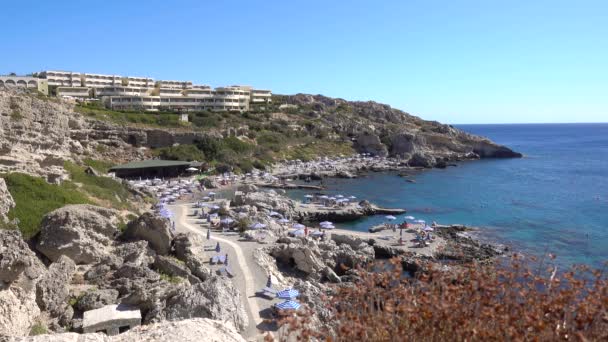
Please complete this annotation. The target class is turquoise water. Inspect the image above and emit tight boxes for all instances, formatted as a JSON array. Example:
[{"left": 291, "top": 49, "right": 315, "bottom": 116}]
[{"left": 288, "top": 124, "right": 608, "bottom": 268}]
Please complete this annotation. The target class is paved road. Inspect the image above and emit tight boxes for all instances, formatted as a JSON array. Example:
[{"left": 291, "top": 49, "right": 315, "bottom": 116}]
[{"left": 170, "top": 203, "right": 274, "bottom": 341}]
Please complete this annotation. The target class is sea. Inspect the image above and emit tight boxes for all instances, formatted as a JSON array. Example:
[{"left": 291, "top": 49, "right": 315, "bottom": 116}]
[{"left": 287, "top": 123, "right": 608, "bottom": 269}]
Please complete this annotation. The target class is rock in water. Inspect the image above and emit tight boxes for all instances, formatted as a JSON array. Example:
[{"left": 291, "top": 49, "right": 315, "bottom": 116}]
[
  {"left": 36, "top": 255, "right": 76, "bottom": 318},
  {"left": 0, "top": 178, "right": 15, "bottom": 223},
  {"left": 0, "top": 230, "right": 45, "bottom": 283},
  {"left": 122, "top": 213, "right": 173, "bottom": 255},
  {"left": 36, "top": 205, "right": 121, "bottom": 264},
  {"left": 163, "top": 276, "right": 247, "bottom": 332}
]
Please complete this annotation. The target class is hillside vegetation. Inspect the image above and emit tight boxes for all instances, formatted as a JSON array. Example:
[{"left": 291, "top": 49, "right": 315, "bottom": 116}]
[{"left": 2, "top": 160, "right": 142, "bottom": 238}]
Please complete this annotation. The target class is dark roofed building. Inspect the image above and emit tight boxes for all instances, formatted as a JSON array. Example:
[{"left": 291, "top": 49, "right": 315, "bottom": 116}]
[{"left": 109, "top": 160, "right": 195, "bottom": 179}]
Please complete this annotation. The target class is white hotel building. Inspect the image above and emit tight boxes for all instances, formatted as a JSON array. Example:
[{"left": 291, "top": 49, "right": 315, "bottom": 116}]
[{"left": 38, "top": 70, "right": 271, "bottom": 112}]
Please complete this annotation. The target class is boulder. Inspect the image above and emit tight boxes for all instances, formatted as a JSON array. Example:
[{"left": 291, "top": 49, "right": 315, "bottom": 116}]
[
  {"left": 75, "top": 289, "right": 119, "bottom": 312},
  {"left": 237, "top": 184, "right": 258, "bottom": 193},
  {"left": 0, "top": 178, "right": 15, "bottom": 222},
  {"left": 153, "top": 255, "right": 201, "bottom": 284},
  {"left": 36, "top": 205, "right": 120, "bottom": 264},
  {"left": 331, "top": 233, "right": 369, "bottom": 250},
  {"left": 0, "top": 284, "right": 41, "bottom": 337},
  {"left": 408, "top": 152, "right": 436, "bottom": 168},
  {"left": 172, "top": 233, "right": 211, "bottom": 281},
  {"left": 163, "top": 276, "right": 247, "bottom": 332},
  {"left": 36, "top": 255, "right": 76, "bottom": 317},
  {"left": 122, "top": 213, "right": 173, "bottom": 255},
  {"left": 113, "top": 241, "right": 156, "bottom": 267},
  {"left": 0, "top": 230, "right": 45, "bottom": 283}
]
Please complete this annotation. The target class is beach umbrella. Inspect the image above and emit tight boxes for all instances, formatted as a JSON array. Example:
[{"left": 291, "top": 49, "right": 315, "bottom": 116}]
[
  {"left": 404, "top": 216, "right": 415, "bottom": 220},
  {"left": 311, "top": 231, "right": 324, "bottom": 236},
  {"left": 335, "top": 194, "right": 344, "bottom": 198},
  {"left": 385, "top": 215, "right": 397, "bottom": 220},
  {"left": 186, "top": 167, "right": 198, "bottom": 172},
  {"left": 292, "top": 223, "right": 305, "bottom": 230},
  {"left": 319, "top": 195, "right": 329, "bottom": 199},
  {"left": 268, "top": 211, "right": 282, "bottom": 218},
  {"left": 220, "top": 218, "right": 234, "bottom": 225},
  {"left": 277, "top": 288, "right": 300, "bottom": 299},
  {"left": 211, "top": 205, "right": 221, "bottom": 210},
  {"left": 249, "top": 222, "right": 267, "bottom": 230},
  {"left": 238, "top": 212, "right": 248, "bottom": 218},
  {"left": 277, "top": 218, "right": 290, "bottom": 224},
  {"left": 206, "top": 229, "right": 211, "bottom": 240},
  {"left": 321, "top": 224, "right": 335, "bottom": 230},
  {"left": 208, "top": 192, "right": 216, "bottom": 195},
  {"left": 275, "top": 300, "right": 301, "bottom": 311},
  {"left": 304, "top": 194, "right": 314, "bottom": 198},
  {"left": 215, "top": 242, "right": 221, "bottom": 253},
  {"left": 320, "top": 221, "right": 333, "bottom": 226},
  {"left": 423, "top": 226, "right": 434, "bottom": 232},
  {"left": 349, "top": 196, "right": 357, "bottom": 199},
  {"left": 290, "top": 229, "right": 305, "bottom": 236}
]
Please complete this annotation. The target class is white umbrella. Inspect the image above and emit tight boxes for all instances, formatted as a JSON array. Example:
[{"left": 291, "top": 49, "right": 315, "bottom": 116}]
[
  {"left": 319, "top": 221, "right": 333, "bottom": 226},
  {"left": 186, "top": 167, "right": 198, "bottom": 172},
  {"left": 250, "top": 222, "right": 267, "bottom": 230},
  {"left": 292, "top": 223, "right": 305, "bottom": 229},
  {"left": 385, "top": 215, "right": 397, "bottom": 220}
]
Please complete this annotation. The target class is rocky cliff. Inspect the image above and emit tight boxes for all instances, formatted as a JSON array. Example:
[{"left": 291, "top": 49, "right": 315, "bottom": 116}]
[
  {"left": 1, "top": 88, "right": 520, "bottom": 183},
  {"left": 281, "top": 94, "right": 522, "bottom": 165}
]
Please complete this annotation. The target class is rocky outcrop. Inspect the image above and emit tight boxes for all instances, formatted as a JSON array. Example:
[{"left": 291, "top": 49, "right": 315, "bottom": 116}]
[
  {"left": 0, "top": 178, "right": 14, "bottom": 222},
  {"left": 11, "top": 318, "right": 246, "bottom": 342},
  {"left": 0, "top": 284, "right": 41, "bottom": 337},
  {"left": 162, "top": 276, "right": 247, "bottom": 332},
  {"left": 172, "top": 233, "right": 211, "bottom": 281},
  {"left": 0, "top": 230, "right": 45, "bottom": 283},
  {"left": 35, "top": 255, "right": 76, "bottom": 319},
  {"left": 122, "top": 213, "right": 173, "bottom": 255},
  {"left": 153, "top": 255, "right": 201, "bottom": 285},
  {"left": 75, "top": 289, "right": 119, "bottom": 312},
  {"left": 36, "top": 205, "right": 121, "bottom": 264},
  {"left": 268, "top": 238, "right": 374, "bottom": 280},
  {"left": 354, "top": 132, "right": 388, "bottom": 157}
]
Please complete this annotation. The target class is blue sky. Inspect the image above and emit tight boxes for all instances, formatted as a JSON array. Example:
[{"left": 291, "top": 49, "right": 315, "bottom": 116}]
[{"left": 1, "top": 0, "right": 606, "bottom": 124}]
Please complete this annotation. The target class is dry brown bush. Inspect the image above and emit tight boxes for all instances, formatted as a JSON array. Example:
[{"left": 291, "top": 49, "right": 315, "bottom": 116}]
[{"left": 278, "top": 255, "right": 607, "bottom": 341}]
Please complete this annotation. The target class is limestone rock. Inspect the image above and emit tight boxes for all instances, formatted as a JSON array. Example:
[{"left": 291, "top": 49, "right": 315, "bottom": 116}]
[
  {"left": 0, "top": 230, "right": 45, "bottom": 283},
  {"left": 11, "top": 318, "right": 245, "bottom": 342},
  {"left": 122, "top": 213, "right": 173, "bottom": 255},
  {"left": 36, "top": 255, "right": 76, "bottom": 317},
  {"left": 0, "top": 178, "right": 14, "bottom": 222},
  {"left": 153, "top": 255, "right": 200, "bottom": 284},
  {"left": 172, "top": 233, "right": 211, "bottom": 281},
  {"left": 354, "top": 132, "right": 388, "bottom": 157},
  {"left": 76, "top": 289, "right": 119, "bottom": 312},
  {"left": 408, "top": 152, "right": 436, "bottom": 168},
  {"left": 36, "top": 205, "right": 120, "bottom": 264},
  {"left": 163, "top": 276, "right": 247, "bottom": 332},
  {"left": 0, "top": 284, "right": 41, "bottom": 337},
  {"left": 113, "top": 241, "right": 156, "bottom": 268}
]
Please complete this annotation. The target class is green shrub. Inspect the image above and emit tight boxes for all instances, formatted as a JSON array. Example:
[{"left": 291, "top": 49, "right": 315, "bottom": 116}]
[
  {"left": 194, "top": 136, "right": 223, "bottom": 160},
  {"left": 2, "top": 173, "right": 91, "bottom": 239},
  {"left": 223, "top": 136, "right": 253, "bottom": 154},
  {"left": 29, "top": 323, "right": 48, "bottom": 336},
  {"left": 63, "top": 161, "right": 133, "bottom": 210},
  {"left": 154, "top": 144, "right": 205, "bottom": 162}
]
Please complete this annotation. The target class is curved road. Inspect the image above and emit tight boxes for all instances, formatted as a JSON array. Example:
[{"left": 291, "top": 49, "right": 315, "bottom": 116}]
[{"left": 170, "top": 203, "right": 271, "bottom": 340}]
